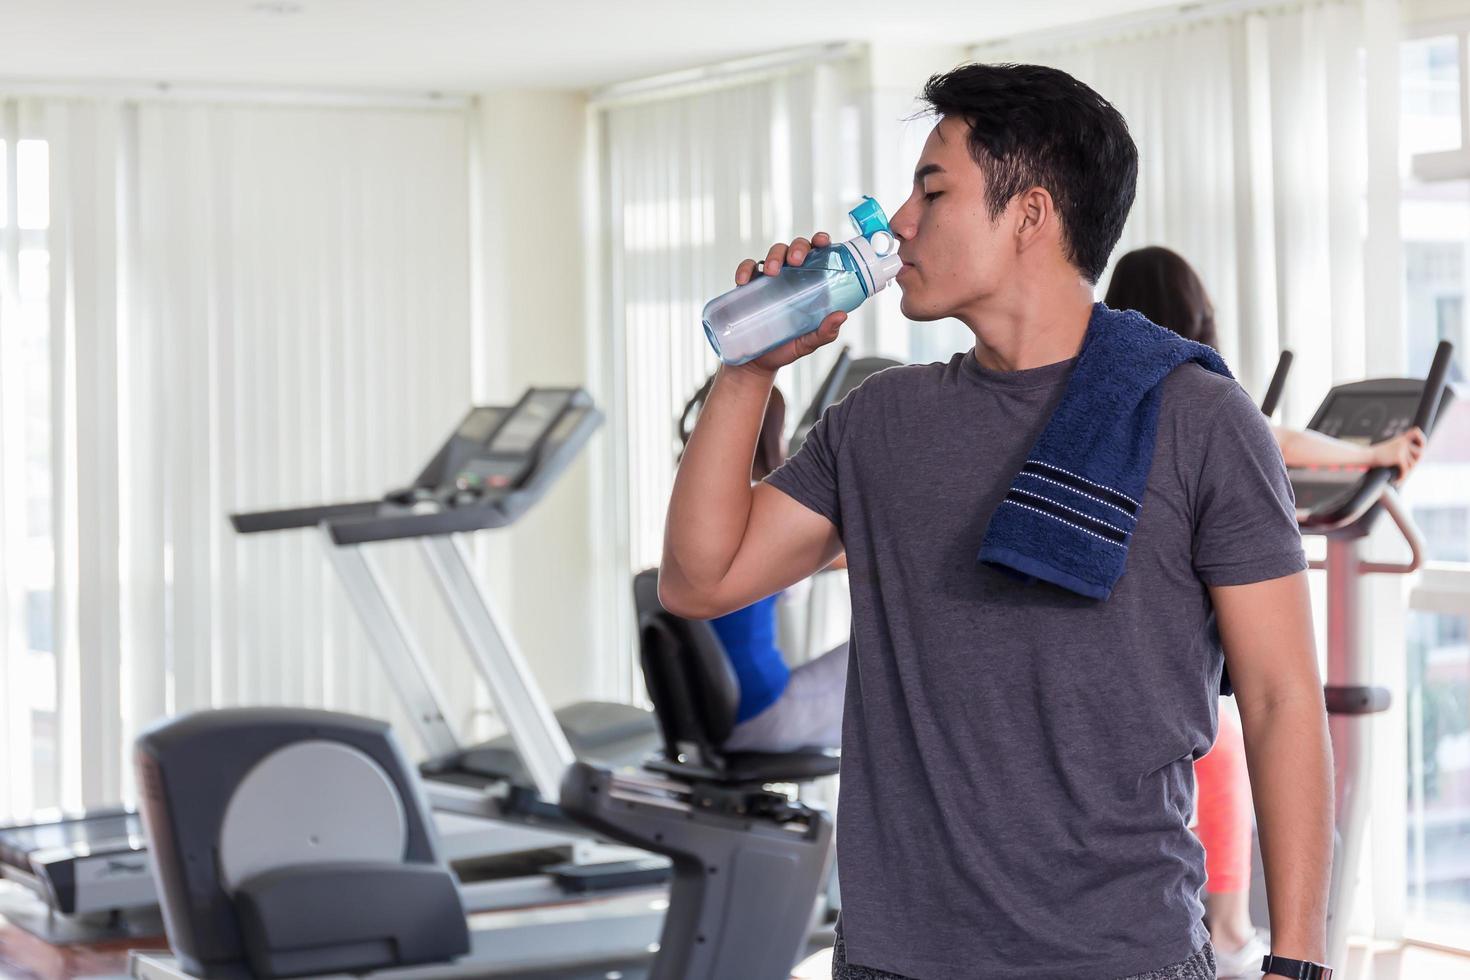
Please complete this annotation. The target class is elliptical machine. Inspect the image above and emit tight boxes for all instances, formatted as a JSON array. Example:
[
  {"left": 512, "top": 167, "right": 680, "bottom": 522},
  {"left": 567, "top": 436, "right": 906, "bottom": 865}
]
[{"left": 1245, "top": 341, "right": 1457, "bottom": 971}]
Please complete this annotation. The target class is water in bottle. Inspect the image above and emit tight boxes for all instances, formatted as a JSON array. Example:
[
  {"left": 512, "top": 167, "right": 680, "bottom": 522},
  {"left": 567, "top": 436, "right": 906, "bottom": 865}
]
[{"left": 702, "top": 197, "right": 902, "bottom": 365}]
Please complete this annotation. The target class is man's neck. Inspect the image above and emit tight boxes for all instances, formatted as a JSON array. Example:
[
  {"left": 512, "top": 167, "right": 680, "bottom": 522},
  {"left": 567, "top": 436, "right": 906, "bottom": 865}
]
[{"left": 957, "top": 275, "right": 1097, "bottom": 373}]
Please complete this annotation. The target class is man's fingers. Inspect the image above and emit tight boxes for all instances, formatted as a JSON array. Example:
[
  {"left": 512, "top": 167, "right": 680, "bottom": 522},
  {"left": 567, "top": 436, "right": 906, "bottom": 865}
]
[{"left": 763, "top": 243, "right": 788, "bottom": 276}]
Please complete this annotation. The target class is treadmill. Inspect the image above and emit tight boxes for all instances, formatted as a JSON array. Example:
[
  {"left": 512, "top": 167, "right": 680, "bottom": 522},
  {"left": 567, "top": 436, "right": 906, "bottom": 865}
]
[
  {"left": 0, "top": 807, "right": 159, "bottom": 943},
  {"left": 227, "top": 387, "right": 672, "bottom": 908},
  {"left": 232, "top": 388, "right": 658, "bottom": 803}
]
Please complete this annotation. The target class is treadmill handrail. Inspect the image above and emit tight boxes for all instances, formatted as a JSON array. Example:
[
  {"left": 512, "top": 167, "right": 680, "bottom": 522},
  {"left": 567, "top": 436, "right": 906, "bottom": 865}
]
[
  {"left": 1413, "top": 340, "right": 1456, "bottom": 434},
  {"left": 326, "top": 504, "right": 515, "bottom": 545},
  {"left": 1260, "top": 350, "right": 1293, "bottom": 418},
  {"left": 231, "top": 500, "right": 383, "bottom": 534}
]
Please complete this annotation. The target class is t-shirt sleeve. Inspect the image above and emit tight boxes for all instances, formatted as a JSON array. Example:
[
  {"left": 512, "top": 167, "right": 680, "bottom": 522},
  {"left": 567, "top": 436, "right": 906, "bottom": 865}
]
[
  {"left": 764, "top": 393, "right": 848, "bottom": 534},
  {"left": 1192, "top": 381, "right": 1308, "bottom": 586}
]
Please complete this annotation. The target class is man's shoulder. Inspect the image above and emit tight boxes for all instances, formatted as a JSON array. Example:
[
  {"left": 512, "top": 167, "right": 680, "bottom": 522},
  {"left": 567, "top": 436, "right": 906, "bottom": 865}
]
[
  {"left": 1161, "top": 360, "right": 1239, "bottom": 400},
  {"left": 842, "top": 357, "right": 949, "bottom": 397},
  {"left": 1159, "top": 362, "right": 1254, "bottom": 428}
]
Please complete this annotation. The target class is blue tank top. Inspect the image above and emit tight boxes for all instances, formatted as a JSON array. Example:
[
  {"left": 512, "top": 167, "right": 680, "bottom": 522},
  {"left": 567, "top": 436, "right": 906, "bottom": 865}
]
[{"left": 708, "top": 594, "right": 791, "bottom": 724}]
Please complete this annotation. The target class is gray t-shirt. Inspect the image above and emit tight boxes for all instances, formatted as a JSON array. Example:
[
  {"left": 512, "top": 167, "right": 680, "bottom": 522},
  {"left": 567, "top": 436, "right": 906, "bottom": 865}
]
[{"left": 765, "top": 349, "right": 1306, "bottom": 980}]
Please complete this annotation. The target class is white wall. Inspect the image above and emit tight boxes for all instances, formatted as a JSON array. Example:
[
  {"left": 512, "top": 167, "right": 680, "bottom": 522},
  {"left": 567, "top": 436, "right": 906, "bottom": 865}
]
[{"left": 473, "top": 91, "right": 610, "bottom": 713}]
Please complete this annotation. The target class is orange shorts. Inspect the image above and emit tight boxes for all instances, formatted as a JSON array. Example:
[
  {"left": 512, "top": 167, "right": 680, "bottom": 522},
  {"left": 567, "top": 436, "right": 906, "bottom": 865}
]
[{"left": 1193, "top": 703, "right": 1254, "bottom": 894}]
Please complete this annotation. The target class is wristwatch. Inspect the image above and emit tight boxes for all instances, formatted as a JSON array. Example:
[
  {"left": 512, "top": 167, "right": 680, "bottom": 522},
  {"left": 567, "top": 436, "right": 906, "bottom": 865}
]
[{"left": 1260, "top": 953, "right": 1334, "bottom": 979}]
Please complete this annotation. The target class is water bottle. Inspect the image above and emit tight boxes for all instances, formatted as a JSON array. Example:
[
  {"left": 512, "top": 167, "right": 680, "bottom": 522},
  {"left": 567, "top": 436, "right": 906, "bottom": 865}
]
[{"left": 702, "top": 197, "right": 902, "bottom": 365}]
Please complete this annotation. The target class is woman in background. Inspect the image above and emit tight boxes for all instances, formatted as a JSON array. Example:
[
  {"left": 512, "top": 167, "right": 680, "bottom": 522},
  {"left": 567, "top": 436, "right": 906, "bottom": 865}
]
[
  {"left": 1107, "top": 247, "right": 1427, "bottom": 475},
  {"left": 1105, "top": 245, "right": 1426, "bottom": 979}
]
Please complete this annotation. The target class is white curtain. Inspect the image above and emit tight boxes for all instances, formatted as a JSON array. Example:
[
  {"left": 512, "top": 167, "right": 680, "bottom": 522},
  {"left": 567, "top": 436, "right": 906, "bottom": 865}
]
[
  {"left": 0, "top": 96, "right": 475, "bottom": 818},
  {"left": 983, "top": 0, "right": 1395, "bottom": 422},
  {"left": 597, "top": 57, "right": 867, "bottom": 638}
]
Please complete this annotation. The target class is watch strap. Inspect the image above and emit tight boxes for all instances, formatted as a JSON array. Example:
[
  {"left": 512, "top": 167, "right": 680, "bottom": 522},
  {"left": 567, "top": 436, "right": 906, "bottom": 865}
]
[{"left": 1260, "top": 953, "right": 1334, "bottom": 980}]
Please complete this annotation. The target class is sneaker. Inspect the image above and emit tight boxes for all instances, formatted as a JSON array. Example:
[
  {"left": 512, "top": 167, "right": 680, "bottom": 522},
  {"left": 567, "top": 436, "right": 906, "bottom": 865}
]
[{"left": 1214, "top": 932, "right": 1270, "bottom": 979}]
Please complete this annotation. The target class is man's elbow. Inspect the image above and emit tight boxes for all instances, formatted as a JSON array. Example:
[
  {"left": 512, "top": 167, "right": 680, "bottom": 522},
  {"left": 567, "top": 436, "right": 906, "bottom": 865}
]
[
  {"left": 1235, "top": 667, "right": 1328, "bottom": 719},
  {"left": 656, "top": 571, "right": 723, "bottom": 620}
]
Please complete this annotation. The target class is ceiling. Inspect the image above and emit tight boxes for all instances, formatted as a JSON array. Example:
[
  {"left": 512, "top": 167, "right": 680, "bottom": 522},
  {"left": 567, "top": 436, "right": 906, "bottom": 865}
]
[{"left": 0, "top": 0, "right": 1180, "bottom": 95}]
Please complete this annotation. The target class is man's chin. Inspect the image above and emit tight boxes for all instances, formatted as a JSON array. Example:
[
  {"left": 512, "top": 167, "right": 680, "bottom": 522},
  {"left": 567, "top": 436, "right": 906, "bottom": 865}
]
[{"left": 898, "top": 295, "right": 946, "bottom": 322}]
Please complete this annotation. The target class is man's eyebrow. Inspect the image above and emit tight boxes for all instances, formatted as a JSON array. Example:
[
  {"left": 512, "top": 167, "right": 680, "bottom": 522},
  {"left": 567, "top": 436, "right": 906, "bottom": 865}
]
[{"left": 913, "top": 163, "right": 945, "bottom": 183}]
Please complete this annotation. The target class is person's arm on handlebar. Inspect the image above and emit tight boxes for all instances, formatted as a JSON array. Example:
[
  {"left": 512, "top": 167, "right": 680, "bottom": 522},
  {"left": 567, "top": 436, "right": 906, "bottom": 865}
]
[{"left": 1271, "top": 426, "right": 1426, "bottom": 483}]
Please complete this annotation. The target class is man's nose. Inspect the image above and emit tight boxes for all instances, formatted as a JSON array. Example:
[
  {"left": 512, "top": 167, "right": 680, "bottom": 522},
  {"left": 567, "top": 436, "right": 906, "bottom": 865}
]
[{"left": 890, "top": 198, "right": 918, "bottom": 242}]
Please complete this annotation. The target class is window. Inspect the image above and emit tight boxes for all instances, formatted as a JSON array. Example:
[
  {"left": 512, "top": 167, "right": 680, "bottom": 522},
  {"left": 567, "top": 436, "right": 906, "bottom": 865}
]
[
  {"left": 1412, "top": 506, "right": 1470, "bottom": 564},
  {"left": 1407, "top": 611, "right": 1470, "bottom": 926},
  {"left": 1399, "top": 26, "right": 1470, "bottom": 949},
  {"left": 1402, "top": 35, "right": 1462, "bottom": 162},
  {"left": 1406, "top": 33, "right": 1470, "bottom": 183},
  {"left": 0, "top": 132, "right": 57, "bottom": 817}
]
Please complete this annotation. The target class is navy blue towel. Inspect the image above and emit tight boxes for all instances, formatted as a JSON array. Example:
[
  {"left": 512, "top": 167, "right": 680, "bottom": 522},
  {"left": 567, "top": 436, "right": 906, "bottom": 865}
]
[{"left": 978, "top": 302, "right": 1233, "bottom": 600}]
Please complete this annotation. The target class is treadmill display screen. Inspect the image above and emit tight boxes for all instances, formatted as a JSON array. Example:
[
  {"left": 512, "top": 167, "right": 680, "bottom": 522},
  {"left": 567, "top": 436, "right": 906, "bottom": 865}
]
[
  {"left": 456, "top": 408, "right": 502, "bottom": 445},
  {"left": 547, "top": 407, "right": 585, "bottom": 445},
  {"left": 493, "top": 392, "right": 567, "bottom": 455},
  {"left": 1311, "top": 393, "right": 1421, "bottom": 445}
]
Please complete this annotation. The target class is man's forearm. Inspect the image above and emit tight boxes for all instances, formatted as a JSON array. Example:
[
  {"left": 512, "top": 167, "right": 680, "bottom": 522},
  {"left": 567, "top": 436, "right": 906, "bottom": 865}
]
[
  {"left": 1240, "top": 691, "right": 1334, "bottom": 968},
  {"left": 661, "top": 363, "right": 775, "bottom": 598}
]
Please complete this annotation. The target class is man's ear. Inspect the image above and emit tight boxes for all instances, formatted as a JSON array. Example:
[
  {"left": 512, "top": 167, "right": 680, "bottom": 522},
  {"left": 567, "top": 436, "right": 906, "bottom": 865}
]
[{"left": 1014, "top": 186, "right": 1055, "bottom": 249}]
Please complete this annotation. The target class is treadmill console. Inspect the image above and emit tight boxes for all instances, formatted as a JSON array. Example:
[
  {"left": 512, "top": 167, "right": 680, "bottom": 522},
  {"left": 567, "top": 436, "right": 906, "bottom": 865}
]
[
  {"left": 1308, "top": 386, "right": 1424, "bottom": 445},
  {"left": 232, "top": 386, "right": 603, "bottom": 544},
  {"left": 1291, "top": 372, "right": 1455, "bottom": 530},
  {"left": 451, "top": 389, "right": 580, "bottom": 494},
  {"left": 405, "top": 406, "right": 509, "bottom": 499}
]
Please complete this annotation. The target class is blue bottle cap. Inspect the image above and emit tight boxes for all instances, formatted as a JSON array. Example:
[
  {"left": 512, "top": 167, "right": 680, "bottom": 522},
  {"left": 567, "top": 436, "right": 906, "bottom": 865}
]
[{"left": 848, "top": 196, "right": 890, "bottom": 240}]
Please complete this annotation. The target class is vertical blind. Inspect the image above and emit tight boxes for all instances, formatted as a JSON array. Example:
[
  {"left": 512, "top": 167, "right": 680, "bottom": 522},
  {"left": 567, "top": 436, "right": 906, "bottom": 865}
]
[
  {"left": 596, "top": 59, "right": 867, "bottom": 657},
  {"left": 0, "top": 97, "right": 476, "bottom": 818}
]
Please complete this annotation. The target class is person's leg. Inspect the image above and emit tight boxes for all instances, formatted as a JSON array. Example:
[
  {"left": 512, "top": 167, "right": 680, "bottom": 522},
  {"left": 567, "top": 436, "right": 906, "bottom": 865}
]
[
  {"left": 1194, "top": 702, "right": 1264, "bottom": 975},
  {"left": 722, "top": 641, "right": 849, "bottom": 753}
]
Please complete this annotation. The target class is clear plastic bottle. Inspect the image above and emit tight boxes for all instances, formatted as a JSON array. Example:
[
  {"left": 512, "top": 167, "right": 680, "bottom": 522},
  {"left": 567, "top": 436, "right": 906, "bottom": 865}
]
[{"left": 702, "top": 197, "right": 902, "bottom": 365}]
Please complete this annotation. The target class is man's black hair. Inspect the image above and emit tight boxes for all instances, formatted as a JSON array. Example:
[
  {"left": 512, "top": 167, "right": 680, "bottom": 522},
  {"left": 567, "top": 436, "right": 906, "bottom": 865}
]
[{"left": 919, "top": 63, "right": 1138, "bottom": 284}]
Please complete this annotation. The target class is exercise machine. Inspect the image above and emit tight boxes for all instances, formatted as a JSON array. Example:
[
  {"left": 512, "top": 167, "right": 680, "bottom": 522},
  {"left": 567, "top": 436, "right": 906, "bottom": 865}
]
[
  {"left": 1245, "top": 341, "right": 1456, "bottom": 970},
  {"left": 1, "top": 389, "right": 669, "bottom": 946},
  {"left": 0, "top": 807, "right": 159, "bottom": 943},
  {"left": 227, "top": 387, "right": 673, "bottom": 917},
  {"left": 126, "top": 575, "right": 838, "bottom": 979},
  {"left": 230, "top": 387, "right": 659, "bottom": 813}
]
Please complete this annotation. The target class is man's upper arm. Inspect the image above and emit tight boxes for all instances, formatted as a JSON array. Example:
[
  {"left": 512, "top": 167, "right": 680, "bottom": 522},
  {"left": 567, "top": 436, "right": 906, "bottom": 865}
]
[
  {"left": 1211, "top": 573, "right": 1323, "bottom": 712},
  {"left": 1191, "top": 378, "right": 1315, "bottom": 706},
  {"left": 661, "top": 397, "right": 848, "bottom": 618},
  {"left": 694, "top": 483, "right": 843, "bottom": 614},
  {"left": 1192, "top": 381, "right": 1307, "bottom": 586}
]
